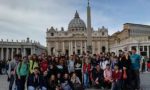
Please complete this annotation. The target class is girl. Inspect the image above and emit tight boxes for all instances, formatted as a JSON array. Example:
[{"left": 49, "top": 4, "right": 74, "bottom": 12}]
[
  {"left": 111, "top": 64, "right": 122, "bottom": 90},
  {"left": 71, "top": 72, "right": 82, "bottom": 90},
  {"left": 83, "top": 56, "right": 91, "bottom": 88}
]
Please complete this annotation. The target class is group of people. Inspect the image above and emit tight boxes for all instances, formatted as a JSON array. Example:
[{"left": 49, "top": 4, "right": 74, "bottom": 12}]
[{"left": 7, "top": 47, "right": 142, "bottom": 90}]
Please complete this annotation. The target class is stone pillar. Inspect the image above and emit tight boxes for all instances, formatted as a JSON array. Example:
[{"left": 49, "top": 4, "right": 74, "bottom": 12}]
[
  {"left": 1, "top": 48, "right": 4, "bottom": 60},
  {"left": 55, "top": 42, "right": 58, "bottom": 56},
  {"left": 62, "top": 41, "right": 65, "bottom": 54},
  {"left": 81, "top": 41, "right": 83, "bottom": 55},
  {"left": 17, "top": 48, "right": 19, "bottom": 54},
  {"left": 147, "top": 46, "right": 149, "bottom": 57},
  {"left": 84, "top": 41, "right": 87, "bottom": 53},
  {"left": 69, "top": 41, "right": 72, "bottom": 55},
  {"left": 47, "top": 43, "right": 51, "bottom": 55},
  {"left": 92, "top": 41, "right": 94, "bottom": 54},
  {"left": 70, "top": 41, "right": 73, "bottom": 55},
  {"left": 11, "top": 48, "right": 14, "bottom": 60},
  {"left": 98, "top": 41, "right": 100, "bottom": 54},
  {"left": 75, "top": 41, "right": 77, "bottom": 54},
  {"left": 6, "top": 48, "right": 9, "bottom": 60},
  {"left": 22, "top": 48, "right": 25, "bottom": 56}
]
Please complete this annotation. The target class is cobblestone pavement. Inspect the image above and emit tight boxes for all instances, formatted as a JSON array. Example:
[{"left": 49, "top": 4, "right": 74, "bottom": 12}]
[{"left": 0, "top": 72, "right": 150, "bottom": 90}]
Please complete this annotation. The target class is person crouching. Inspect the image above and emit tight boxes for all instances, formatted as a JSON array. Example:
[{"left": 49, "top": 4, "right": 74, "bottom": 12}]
[
  {"left": 111, "top": 64, "right": 122, "bottom": 90},
  {"left": 27, "top": 67, "right": 40, "bottom": 90}
]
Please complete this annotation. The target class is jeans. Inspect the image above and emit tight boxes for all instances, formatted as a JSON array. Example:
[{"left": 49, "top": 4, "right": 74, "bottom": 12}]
[
  {"left": 28, "top": 86, "right": 35, "bottom": 90},
  {"left": 83, "top": 73, "right": 89, "bottom": 88},
  {"left": 111, "top": 80, "right": 121, "bottom": 90},
  {"left": 41, "top": 87, "right": 47, "bottom": 90},
  {"left": 132, "top": 70, "right": 140, "bottom": 89},
  {"left": 17, "top": 76, "right": 26, "bottom": 90},
  {"left": 9, "top": 75, "right": 15, "bottom": 90}
]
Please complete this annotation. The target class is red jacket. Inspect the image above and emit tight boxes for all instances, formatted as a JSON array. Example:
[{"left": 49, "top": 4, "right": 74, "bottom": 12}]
[
  {"left": 83, "top": 63, "right": 91, "bottom": 73},
  {"left": 40, "top": 60, "right": 48, "bottom": 73},
  {"left": 112, "top": 70, "right": 122, "bottom": 81}
]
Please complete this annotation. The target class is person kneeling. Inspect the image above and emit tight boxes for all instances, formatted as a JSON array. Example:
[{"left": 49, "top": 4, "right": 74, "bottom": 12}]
[
  {"left": 104, "top": 64, "right": 112, "bottom": 89},
  {"left": 91, "top": 64, "right": 104, "bottom": 89},
  {"left": 27, "top": 67, "right": 40, "bottom": 90},
  {"left": 111, "top": 64, "right": 122, "bottom": 90}
]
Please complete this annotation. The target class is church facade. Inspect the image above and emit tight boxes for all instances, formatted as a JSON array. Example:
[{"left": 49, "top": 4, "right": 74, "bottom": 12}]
[{"left": 46, "top": 11, "right": 109, "bottom": 55}]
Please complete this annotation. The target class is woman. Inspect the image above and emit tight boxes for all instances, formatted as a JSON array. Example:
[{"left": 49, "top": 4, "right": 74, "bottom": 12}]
[
  {"left": 40, "top": 57, "right": 48, "bottom": 74},
  {"left": 104, "top": 64, "right": 112, "bottom": 89},
  {"left": 16, "top": 56, "right": 29, "bottom": 90},
  {"left": 74, "top": 56, "right": 82, "bottom": 82},
  {"left": 27, "top": 67, "right": 40, "bottom": 90},
  {"left": 68, "top": 55, "right": 75, "bottom": 74},
  {"left": 119, "top": 52, "right": 132, "bottom": 90},
  {"left": 111, "top": 64, "right": 122, "bottom": 90},
  {"left": 29, "top": 54, "right": 39, "bottom": 74},
  {"left": 83, "top": 56, "right": 91, "bottom": 88},
  {"left": 47, "top": 64, "right": 56, "bottom": 78},
  {"left": 48, "top": 75, "right": 57, "bottom": 90},
  {"left": 61, "top": 73, "right": 73, "bottom": 90},
  {"left": 40, "top": 71, "right": 48, "bottom": 90},
  {"left": 71, "top": 72, "right": 82, "bottom": 90}
]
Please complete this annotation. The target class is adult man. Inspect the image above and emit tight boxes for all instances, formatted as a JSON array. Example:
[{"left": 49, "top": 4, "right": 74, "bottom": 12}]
[
  {"left": 8, "top": 54, "right": 20, "bottom": 90},
  {"left": 130, "top": 48, "right": 141, "bottom": 90}
]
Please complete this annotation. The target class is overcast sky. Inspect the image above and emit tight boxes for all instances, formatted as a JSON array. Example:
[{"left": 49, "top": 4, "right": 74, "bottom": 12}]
[{"left": 0, "top": 0, "right": 150, "bottom": 46}]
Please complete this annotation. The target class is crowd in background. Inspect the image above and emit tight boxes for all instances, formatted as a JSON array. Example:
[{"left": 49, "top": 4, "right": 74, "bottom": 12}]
[{"left": 2, "top": 47, "right": 150, "bottom": 90}]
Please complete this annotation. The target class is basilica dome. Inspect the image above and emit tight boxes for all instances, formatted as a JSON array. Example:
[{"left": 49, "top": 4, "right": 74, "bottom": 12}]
[{"left": 68, "top": 11, "right": 86, "bottom": 31}]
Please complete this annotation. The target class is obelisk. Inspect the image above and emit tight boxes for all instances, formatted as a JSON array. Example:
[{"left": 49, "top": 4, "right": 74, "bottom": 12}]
[{"left": 87, "top": 0, "right": 92, "bottom": 54}]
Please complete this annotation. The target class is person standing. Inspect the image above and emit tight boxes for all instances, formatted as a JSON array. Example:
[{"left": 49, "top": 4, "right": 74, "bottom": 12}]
[
  {"left": 16, "top": 56, "right": 29, "bottom": 90},
  {"left": 130, "top": 48, "right": 141, "bottom": 90},
  {"left": 8, "top": 54, "right": 19, "bottom": 90}
]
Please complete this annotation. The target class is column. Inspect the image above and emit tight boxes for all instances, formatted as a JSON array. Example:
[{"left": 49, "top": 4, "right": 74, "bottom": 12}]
[
  {"left": 75, "top": 41, "right": 77, "bottom": 54},
  {"left": 98, "top": 41, "right": 100, "bottom": 54},
  {"left": 81, "top": 41, "right": 83, "bottom": 55},
  {"left": 92, "top": 41, "right": 94, "bottom": 54},
  {"left": 68, "top": 41, "right": 71, "bottom": 55},
  {"left": 1, "top": 48, "right": 4, "bottom": 60},
  {"left": 47, "top": 43, "right": 51, "bottom": 55},
  {"left": 84, "top": 41, "right": 87, "bottom": 53},
  {"left": 23, "top": 48, "right": 26, "bottom": 56},
  {"left": 62, "top": 41, "right": 65, "bottom": 54},
  {"left": 6, "top": 48, "right": 9, "bottom": 60},
  {"left": 147, "top": 46, "right": 149, "bottom": 57},
  {"left": 56, "top": 42, "right": 59, "bottom": 56},
  {"left": 70, "top": 41, "right": 73, "bottom": 55},
  {"left": 16, "top": 48, "right": 19, "bottom": 54},
  {"left": 11, "top": 48, "right": 14, "bottom": 59}
]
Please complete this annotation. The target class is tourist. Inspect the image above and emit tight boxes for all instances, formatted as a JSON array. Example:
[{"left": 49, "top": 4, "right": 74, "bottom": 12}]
[
  {"left": 8, "top": 54, "right": 19, "bottom": 90},
  {"left": 111, "top": 64, "right": 122, "bottom": 90},
  {"left": 91, "top": 64, "right": 104, "bottom": 89},
  {"left": 27, "top": 67, "right": 40, "bottom": 90},
  {"left": 83, "top": 56, "right": 91, "bottom": 88},
  {"left": 130, "top": 48, "right": 141, "bottom": 90},
  {"left": 48, "top": 74, "right": 57, "bottom": 90},
  {"left": 74, "top": 56, "right": 82, "bottom": 82},
  {"left": 71, "top": 72, "right": 82, "bottom": 90},
  {"left": 40, "top": 71, "right": 48, "bottom": 90},
  {"left": 104, "top": 64, "right": 112, "bottom": 89},
  {"left": 16, "top": 56, "right": 29, "bottom": 90},
  {"left": 61, "top": 73, "right": 73, "bottom": 90},
  {"left": 119, "top": 52, "right": 132, "bottom": 90},
  {"left": 29, "top": 54, "right": 39, "bottom": 74},
  {"left": 40, "top": 57, "right": 48, "bottom": 74},
  {"left": 68, "top": 55, "right": 75, "bottom": 74}
]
